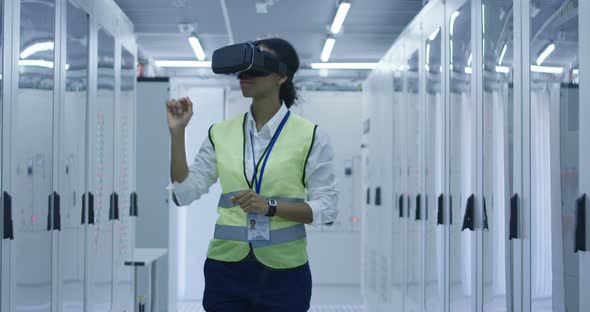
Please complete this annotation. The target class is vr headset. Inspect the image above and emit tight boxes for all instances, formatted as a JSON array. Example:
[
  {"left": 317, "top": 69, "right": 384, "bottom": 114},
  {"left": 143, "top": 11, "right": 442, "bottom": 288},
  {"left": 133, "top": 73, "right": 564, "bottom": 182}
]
[{"left": 212, "top": 41, "right": 290, "bottom": 78}]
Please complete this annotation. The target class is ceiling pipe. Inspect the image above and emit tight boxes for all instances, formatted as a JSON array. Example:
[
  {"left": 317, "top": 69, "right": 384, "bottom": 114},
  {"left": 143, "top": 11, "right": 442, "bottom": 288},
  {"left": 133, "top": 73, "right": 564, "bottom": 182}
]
[{"left": 220, "top": 0, "right": 235, "bottom": 44}]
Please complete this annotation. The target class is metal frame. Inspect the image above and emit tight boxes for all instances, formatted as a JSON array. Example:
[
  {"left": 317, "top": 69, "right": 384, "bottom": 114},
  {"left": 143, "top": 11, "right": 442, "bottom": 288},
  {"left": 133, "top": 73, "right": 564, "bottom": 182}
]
[
  {"left": 55, "top": 1, "right": 93, "bottom": 311},
  {"left": 580, "top": 0, "right": 590, "bottom": 311},
  {"left": 473, "top": 1, "right": 484, "bottom": 310},
  {"left": 52, "top": 0, "right": 65, "bottom": 310},
  {"left": 420, "top": 2, "right": 447, "bottom": 310},
  {"left": 444, "top": 1, "right": 479, "bottom": 311},
  {"left": 0, "top": 0, "right": 14, "bottom": 311},
  {"left": 511, "top": 1, "right": 525, "bottom": 311}
]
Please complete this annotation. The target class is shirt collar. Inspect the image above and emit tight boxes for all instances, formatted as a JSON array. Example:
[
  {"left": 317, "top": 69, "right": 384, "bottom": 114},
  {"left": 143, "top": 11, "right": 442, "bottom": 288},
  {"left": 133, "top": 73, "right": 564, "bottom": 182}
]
[{"left": 247, "top": 102, "right": 289, "bottom": 137}]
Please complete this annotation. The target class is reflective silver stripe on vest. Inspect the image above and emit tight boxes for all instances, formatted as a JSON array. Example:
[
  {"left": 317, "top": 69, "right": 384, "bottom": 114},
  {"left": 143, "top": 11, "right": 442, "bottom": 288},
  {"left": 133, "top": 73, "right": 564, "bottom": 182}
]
[
  {"left": 213, "top": 224, "right": 307, "bottom": 248},
  {"left": 217, "top": 191, "right": 305, "bottom": 208}
]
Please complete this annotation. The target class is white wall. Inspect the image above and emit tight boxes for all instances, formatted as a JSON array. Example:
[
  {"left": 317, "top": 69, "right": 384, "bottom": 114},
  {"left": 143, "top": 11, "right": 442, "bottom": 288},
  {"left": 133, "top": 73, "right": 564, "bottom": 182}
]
[
  {"left": 136, "top": 80, "right": 171, "bottom": 312},
  {"left": 167, "top": 82, "right": 225, "bottom": 307},
  {"left": 296, "top": 92, "right": 363, "bottom": 291}
]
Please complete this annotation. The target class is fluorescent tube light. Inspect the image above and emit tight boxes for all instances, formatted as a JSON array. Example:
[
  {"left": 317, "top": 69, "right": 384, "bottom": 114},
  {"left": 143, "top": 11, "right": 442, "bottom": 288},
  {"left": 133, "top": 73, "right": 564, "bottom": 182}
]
[
  {"left": 536, "top": 43, "right": 555, "bottom": 66},
  {"left": 19, "top": 59, "right": 55, "bottom": 68},
  {"left": 311, "top": 63, "right": 377, "bottom": 70},
  {"left": 499, "top": 44, "right": 507, "bottom": 65},
  {"left": 429, "top": 27, "right": 440, "bottom": 41},
  {"left": 188, "top": 36, "right": 206, "bottom": 61},
  {"left": 155, "top": 60, "right": 212, "bottom": 68},
  {"left": 331, "top": 2, "right": 351, "bottom": 34},
  {"left": 495, "top": 66, "right": 510, "bottom": 73},
  {"left": 321, "top": 38, "right": 336, "bottom": 63},
  {"left": 482, "top": 4, "right": 485, "bottom": 34},
  {"left": 20, "top": 42, "right": 54, "bottom": 59},
  {"left": 450, "top": 11, "right": 460, "bottom": 36},
  {"left": 531, "top": 65, "right": 563, "bottom": 74},
  {"left": 468, "top": 53, "right": 472, "bottom": 66}
]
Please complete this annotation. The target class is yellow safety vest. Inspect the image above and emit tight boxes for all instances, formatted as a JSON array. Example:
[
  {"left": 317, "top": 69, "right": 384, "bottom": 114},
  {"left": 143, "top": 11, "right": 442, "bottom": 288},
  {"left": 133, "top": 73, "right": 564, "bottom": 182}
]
[{"left": 207, "top": 111, "right": 317, "bottom": 269}]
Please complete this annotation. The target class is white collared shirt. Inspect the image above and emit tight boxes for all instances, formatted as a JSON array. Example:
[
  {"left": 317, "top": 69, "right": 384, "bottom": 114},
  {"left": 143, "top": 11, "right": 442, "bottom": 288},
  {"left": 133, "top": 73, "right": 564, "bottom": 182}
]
[{"left": 169, "top": 103, "right": 339, "bottom": 226}]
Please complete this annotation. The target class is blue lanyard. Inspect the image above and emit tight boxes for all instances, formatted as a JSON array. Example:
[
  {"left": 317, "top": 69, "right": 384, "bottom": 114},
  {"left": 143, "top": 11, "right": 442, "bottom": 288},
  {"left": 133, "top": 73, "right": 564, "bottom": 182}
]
[{"left": 249, "top": 110, "right": 291, "bottom": 194}]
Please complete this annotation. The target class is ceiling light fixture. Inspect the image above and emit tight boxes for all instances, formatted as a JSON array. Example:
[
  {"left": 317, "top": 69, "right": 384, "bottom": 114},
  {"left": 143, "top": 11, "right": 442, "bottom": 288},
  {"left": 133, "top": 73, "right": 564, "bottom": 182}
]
[
  {"left": 311, "top": 63, "right": 377, "bottom": 70},
  {"left": 536, "top": 43, "right": 555, "bottom": 66},
  {"left": 155, "top": 60, "right": 212, "bottom": 68},
  {"left": 499, "top": 44, "right": 507, "bottom": 65},
  {"left": 428, "top": 27, "right": 440, "bottom": 41},
  {"left": 188, "top": 36, "right": 206, "bottom": 61},
  {"left": 495, "top": 66, "right": 510, "bottom": 73},
  {"left": 321, "top": 38, "right": 336, "bottom": 63},
  {"left": 331, "top": 1, "right": 351, "bottom": 34},
  {"left": 450, "top": 11, "right": 460, "bottom": 36},
  {"left": 531, "top": 65, "right": 563, "bottom": 74},
  {"left": 20, "top": 42, "right": 54, "bottom": 59}
]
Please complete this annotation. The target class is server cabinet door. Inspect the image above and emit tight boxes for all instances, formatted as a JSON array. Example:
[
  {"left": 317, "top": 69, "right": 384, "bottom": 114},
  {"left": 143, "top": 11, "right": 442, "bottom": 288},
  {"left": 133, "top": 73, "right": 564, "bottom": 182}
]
[
  {"left": 11, "top": 0, "right": 56, "bottom": 310},
  {"left": 362, "top": 76, "right": 379, "bottom": 310},
  {"left": 0, "top": 1, "right": 6, "bottom": 311},
  {"left": 391, "top": 62, "right": 406, "bottom": 312},
  {"left": 57, "top": 1, "right": 89, "bottom": 311},
  {"left": 113, "top": 46, "right": 136, "bottom": 312},
  {"left": 447, "top": 1, "right": 477, "bottom": 311},
  {"left": 481, "top": 1, "right": 514, "bottom": 311},
  {"left": 86, "top": 27, "right": 116, "bottom": 312},
  {"left": 528, "top": 1, "right": 578, "bottom": 311},
  {"left": 579, "top": 1, "right": 590, "bottom": 311},
  {"left": 360, "top": 83, "right": 370, "bottom": 304},
  {"left": 423, "top": 19, "right": 445, "bottom": 312},
  {"left": 375, "top": 54, "right": 395, "bottom": 312},
  {"left": 405, "top": 48, "right": 424, "bottom": 312}
]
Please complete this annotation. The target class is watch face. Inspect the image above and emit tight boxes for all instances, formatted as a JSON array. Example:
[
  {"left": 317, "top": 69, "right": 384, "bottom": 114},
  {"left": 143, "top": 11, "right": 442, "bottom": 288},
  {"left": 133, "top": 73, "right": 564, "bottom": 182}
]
[{"left": 269, "top": 199, "right": 277, "bottom": 206}]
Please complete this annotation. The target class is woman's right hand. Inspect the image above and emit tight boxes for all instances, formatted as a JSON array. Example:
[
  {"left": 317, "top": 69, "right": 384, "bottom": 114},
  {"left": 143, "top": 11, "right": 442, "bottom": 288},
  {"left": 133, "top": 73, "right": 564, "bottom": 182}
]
[{"left": 167, "top": 97, "right": 193, "bottom": 134}]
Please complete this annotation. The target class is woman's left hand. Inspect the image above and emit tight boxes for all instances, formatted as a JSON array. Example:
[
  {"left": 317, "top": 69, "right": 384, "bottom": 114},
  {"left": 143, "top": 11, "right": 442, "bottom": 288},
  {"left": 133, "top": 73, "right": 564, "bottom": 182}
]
[{"left": 232, "top": 190, "right": 269, "bottom": 215}]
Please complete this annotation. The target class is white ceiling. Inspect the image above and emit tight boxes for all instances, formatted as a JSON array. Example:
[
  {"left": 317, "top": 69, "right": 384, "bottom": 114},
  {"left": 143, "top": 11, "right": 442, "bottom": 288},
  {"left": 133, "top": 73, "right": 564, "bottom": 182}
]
[{"left": 114, "top": 0, "right": 423, "bottom": 67}]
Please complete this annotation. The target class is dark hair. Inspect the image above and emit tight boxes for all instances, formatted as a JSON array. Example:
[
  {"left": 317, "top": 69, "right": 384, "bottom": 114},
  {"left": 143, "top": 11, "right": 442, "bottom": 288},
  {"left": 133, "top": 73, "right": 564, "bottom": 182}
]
[{"left": 255, "top": 38, "right": 300, "bottom": 108}]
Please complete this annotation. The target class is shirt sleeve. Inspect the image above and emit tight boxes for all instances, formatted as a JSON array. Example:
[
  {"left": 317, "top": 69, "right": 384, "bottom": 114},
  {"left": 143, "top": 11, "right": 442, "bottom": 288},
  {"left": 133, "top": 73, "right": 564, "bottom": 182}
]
[
  {"left": 166, "top": 134, "right": 219, "bottom": 207},
  {"left": 304, "top": 127, "right": 339, "bottom": 226}
]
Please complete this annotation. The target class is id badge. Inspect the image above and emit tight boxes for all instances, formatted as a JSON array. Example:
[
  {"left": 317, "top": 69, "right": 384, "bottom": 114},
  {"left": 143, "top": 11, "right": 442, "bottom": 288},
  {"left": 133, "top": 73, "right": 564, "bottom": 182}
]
[{"left": 247, "top": 213, "right": 270, "bottom": 241}]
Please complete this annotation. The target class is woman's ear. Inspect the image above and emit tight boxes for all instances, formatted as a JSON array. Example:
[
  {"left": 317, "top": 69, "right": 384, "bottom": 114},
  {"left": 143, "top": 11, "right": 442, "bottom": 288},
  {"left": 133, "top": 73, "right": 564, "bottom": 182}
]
[{"left": 278, "top": 75, "right": 288, "bottom": 86}]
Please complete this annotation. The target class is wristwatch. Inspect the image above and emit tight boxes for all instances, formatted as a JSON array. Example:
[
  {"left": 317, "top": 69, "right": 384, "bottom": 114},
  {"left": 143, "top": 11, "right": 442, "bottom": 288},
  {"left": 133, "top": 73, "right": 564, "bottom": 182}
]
[{"left": 266, "top": 199, "right": 277, "bottom": 217}]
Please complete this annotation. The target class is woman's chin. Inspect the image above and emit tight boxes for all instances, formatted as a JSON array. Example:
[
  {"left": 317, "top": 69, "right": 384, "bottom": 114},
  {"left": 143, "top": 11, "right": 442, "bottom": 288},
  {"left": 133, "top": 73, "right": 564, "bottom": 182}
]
[{"left": 240, "top": 89, "right": 255, "bottom": 98}]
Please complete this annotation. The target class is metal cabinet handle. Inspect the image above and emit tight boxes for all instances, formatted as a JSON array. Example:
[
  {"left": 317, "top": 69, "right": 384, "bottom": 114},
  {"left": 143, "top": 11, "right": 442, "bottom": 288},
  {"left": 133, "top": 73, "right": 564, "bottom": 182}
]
[
  {"left": 109, "top": 192, "right": 119, "bottom": 220},
  {"left": 130, "top": 192, "right": 138, "bottom": 217},
  {"left": 483, "top": 196, "right": 489, "bottom": 231},
  {"left": 375, "top": 187, "right": 382, "bottom": 206},
  {"left": 88, "top": 192, "right": 95, "bottom": 225},
  {"left": 575, "top": 194, "right": 587, "bottom": 253},
  {"left": 415, "top": 194, "right": 422, "bottom": 221},
  {"left": 398, "top": 194, "right": 404, "bottom": 218},
  {"left": 3, "top": 192, "right": 14, "bottom": 240},
  {"left": 509, "top": 194, "right": 519, "bottom": 240},
  {"left": 437, "top": 194, "right": 444, "bottom": 225},
  {"left": 462, "top": 194, "right": 475, "bottom": 231},
  {"left": 52, "top": 192, "right": 61, "bottom": 231}
]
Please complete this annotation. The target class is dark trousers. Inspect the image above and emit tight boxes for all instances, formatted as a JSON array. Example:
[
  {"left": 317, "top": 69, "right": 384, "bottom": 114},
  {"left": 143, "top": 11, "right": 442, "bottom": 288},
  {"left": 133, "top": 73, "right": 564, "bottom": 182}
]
[{"left": 202, "top": 257, "right": 312, "bottom": 312}]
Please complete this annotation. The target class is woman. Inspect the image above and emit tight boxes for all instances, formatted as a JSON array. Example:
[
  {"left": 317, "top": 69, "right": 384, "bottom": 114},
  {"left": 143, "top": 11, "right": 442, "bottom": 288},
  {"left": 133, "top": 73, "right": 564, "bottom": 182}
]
[{"left": 167, "top": 38, "right": 338, "bottom": 311}]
